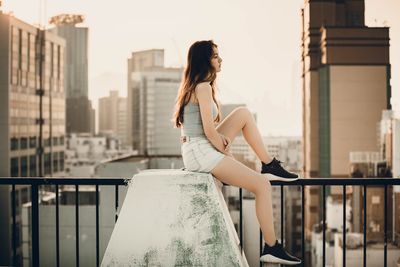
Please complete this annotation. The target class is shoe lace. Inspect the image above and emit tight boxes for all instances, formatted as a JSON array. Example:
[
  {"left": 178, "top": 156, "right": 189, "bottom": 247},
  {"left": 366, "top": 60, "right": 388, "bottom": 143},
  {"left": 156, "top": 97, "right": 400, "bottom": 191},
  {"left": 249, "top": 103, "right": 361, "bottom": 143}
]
[{"left": 275, "top": 159, "right": 286, "bottom": 168}]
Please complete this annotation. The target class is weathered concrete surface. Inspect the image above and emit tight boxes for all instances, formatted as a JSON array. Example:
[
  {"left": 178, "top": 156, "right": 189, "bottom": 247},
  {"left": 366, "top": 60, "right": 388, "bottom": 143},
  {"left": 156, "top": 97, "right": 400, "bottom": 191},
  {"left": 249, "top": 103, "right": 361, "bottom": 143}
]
[{"left": 101, "top": 169, "right": 249, "bottom": 267}]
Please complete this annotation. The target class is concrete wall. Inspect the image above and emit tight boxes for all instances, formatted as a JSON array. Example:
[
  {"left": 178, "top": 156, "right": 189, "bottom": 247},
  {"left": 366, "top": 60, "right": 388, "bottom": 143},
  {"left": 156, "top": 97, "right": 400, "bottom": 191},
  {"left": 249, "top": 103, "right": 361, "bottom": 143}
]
[{"left": 101, "top": 170, "right": 248, "bottom": 266}]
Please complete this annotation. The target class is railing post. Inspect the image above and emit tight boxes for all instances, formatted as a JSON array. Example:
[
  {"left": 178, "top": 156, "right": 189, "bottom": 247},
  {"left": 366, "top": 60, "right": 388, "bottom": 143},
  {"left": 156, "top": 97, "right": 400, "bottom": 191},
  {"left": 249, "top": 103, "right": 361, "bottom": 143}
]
[
  {"left": 239, "top": 188, "right": 243, "bottom": 251},
  {"left": 280, "top": 185, "right": 284, "bottom": 245},
  {"left": 301, "top": 185, "right": 305, "bottom": 267},
  {"left": 259, "top": 229, "right": 263, "bottom": 267},
  {"left": 115, "top": 185, "right": 119, "bottom": 222},
  {"left": 12, "top": 185, "right": 17, "bottom": 267},
  {"left": 96, "top": 185, "right": 100, "bottom": 267},
  {"left": 55, "top": 184, "right": 60, "bottom": 267},
  {"left": 363, "top": 185, "right": 367, "bottom": 267},
  {"left": 31, "top": 184, "right": 39, "bottom": 267},
  {"left": 322, "top": 185, "right": 326, "bottom": 266},
  {"left": 75, "top": 185, "right": 80, "bottom": 267},
  {"left": 384, "top": 185, "right": 387, "bottom": 267},
  {"left": 343, "top": 185, "right": 346, "bottom": 267}
]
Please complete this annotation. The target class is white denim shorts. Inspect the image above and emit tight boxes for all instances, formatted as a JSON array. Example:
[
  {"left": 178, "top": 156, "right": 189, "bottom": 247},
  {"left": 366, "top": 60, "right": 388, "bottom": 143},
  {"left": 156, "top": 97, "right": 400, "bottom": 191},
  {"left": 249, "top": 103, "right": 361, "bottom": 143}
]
[{"left": 181, "top": 137, "right": 225, "bottom": 173}]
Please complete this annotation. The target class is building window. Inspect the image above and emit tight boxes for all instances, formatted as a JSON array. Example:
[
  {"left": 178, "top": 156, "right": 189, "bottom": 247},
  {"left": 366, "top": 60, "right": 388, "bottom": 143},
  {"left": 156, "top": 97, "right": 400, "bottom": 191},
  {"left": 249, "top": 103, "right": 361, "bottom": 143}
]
[
  {"left": 53, "top": 152, "right": 59, "bottom": 173},
  {"left": 57, "top": 45, "right": 61, "bottom": 79},
  {"left": 20, "top": 156, "right": 28, "bottom": 177},
  {"left": 11, "top": 158, "right": 19, "bottom": 177},
  {"left": 27, "top": 33, "right": 30, "bottom": 72},
  {"left": 44, "top": 153, "right": 51, "bottom": 175},
  {"left": 50, "top": 43, "right": 54, "bottom": 78},
  {"left": 30, "top": 155, "right": 37, "bottom": 177},
  {"left": 60, "top": 151, "right": 64, "bottom": 171},
  {"left": 45, "top": 138, "right": 51, "bottom": 147},
  {"left": 11, "top": 138, "right": 19, "bottom": 150},
  {"left": 29, "top": 136, "right": 37, "bottom": 148},
  {"left": 53, "top": 137, "right": 58, "bottom": 146},
  {"left": 20, "top": 137, "right": 28, "bottom": 149},
  {"left": 18, "top": 29, "right": 22, "bottom": 71}
]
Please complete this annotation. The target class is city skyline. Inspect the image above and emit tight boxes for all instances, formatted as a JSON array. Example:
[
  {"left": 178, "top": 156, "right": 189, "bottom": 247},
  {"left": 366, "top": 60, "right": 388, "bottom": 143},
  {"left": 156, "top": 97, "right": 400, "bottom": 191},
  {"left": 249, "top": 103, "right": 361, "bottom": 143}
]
[{"left": 3, "top": 0, "right": 400, "bottom": 136}]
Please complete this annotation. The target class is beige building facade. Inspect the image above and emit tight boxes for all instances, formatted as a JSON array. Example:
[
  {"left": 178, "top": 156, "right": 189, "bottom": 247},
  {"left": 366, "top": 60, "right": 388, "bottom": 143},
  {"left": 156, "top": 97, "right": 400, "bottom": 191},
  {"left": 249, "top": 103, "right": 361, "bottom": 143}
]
[
  {"left": 301, "top": 0, "right": 391, "bottom": 247},
  {"left": 127, "top": 49, "right": 183, "bottom": 155},
  {"left": 0, "top": 12, "right": 66, "bottom": 266},
  {"left": 99, "top": 90, "right": 127, "bottom": 145}
]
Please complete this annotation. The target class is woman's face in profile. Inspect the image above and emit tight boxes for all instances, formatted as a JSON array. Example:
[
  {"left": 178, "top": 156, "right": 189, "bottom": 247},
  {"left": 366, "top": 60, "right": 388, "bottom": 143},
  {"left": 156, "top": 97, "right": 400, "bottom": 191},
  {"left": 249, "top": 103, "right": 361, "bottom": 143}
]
[{"left": 210, "top": 46, "right": 222, "bottom": 73}]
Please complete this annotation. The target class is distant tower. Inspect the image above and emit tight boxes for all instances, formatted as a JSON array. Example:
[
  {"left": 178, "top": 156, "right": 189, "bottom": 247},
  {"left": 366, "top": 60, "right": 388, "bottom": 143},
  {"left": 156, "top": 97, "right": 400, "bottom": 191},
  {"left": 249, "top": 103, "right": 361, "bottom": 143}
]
[
  {"left": 99, "top": 90, "right": 128, "bottom": 145},
  {"left": 301, "top": 0, "right": 391, "bottom": 253},
  {"left": 126, "top": 49, "right": 183, "bottom": 155},
  {"left": 49, "top": 14, "right": 95, "bottom": 134}
]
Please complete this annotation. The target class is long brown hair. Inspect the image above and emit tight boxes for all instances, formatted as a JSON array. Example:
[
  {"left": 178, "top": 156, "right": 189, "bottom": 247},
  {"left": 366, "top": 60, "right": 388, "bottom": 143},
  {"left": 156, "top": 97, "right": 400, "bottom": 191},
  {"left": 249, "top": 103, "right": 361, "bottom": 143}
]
[{"left": 172, "top": 40, "right": 221, "bottom": 128}]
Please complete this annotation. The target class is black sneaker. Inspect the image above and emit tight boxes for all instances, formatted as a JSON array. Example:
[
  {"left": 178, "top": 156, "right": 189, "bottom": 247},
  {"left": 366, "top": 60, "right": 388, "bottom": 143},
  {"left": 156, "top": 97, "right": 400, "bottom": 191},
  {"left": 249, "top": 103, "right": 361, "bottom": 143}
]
[
  {"left": 260, "top": 240, "right": 301, "bottom": 265},
  {"left": 261, "top": 158, "right": 299, "bottom": 182}
]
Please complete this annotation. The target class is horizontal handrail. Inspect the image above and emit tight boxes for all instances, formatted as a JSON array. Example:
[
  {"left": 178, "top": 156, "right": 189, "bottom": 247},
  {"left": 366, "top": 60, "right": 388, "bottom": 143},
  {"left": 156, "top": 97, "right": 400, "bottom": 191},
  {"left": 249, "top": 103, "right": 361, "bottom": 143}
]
[
  {"left": 0, "top": 177, "right": 127, "bottom": 185},
  {"left": 271, "top": 178, "right": 400, "bottom": 186},
  {"left": 1, "top": 177, "right": 399, "bottom": 186}
]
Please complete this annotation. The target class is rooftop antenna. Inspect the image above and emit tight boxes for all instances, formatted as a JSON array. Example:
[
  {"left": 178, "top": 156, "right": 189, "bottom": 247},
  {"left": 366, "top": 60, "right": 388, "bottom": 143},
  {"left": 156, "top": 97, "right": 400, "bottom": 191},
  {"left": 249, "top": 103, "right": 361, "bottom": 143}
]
[{"left": 38, "top": 0, "right": 47, "bottom": 29}]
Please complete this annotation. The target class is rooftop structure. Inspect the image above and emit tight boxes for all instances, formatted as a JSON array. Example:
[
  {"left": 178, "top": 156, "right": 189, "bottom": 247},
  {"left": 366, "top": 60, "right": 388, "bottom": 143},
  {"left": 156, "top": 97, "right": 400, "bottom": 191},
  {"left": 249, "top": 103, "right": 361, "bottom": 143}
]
[{"left": 49, "top": 14, "right": 85, "bottom": 25}]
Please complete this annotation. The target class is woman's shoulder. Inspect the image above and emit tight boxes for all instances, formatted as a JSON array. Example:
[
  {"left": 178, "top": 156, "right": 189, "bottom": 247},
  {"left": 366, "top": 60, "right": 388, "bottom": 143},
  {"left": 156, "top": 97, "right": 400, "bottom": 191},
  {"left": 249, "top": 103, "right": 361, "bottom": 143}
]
[{"left": 195, "top": 81, "right": 212, "bottom": 91}]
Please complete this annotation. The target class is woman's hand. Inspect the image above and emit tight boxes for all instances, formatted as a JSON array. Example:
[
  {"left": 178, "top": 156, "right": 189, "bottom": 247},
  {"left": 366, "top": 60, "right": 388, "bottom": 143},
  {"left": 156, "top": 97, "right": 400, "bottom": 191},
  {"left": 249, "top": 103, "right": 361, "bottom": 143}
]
[
  {"left": 219, "top": 134, "right": 233, "bottom": 157},
  {"left": 219, "top": 134, "right": 231, "bottom": 150}
]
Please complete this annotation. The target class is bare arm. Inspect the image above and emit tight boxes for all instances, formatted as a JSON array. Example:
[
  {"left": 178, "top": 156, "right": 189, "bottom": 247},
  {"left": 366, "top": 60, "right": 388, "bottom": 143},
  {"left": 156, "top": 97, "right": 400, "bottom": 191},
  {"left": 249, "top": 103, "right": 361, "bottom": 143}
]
[{"left": 195, "top": 83, "right": 227, "bottom": 154}]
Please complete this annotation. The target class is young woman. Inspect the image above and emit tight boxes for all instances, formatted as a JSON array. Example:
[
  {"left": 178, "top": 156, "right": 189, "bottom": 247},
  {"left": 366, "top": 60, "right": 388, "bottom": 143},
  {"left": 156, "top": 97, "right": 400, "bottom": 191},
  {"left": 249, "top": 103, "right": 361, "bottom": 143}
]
[{"left": 172, "top": 40, "right": 301, "bottom": 265}]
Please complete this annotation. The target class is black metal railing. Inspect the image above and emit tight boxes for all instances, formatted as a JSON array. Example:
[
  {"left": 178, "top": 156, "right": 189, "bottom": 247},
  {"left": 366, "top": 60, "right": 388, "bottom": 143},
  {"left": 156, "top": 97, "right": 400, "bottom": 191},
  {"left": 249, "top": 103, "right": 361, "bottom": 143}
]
[
  {"left": 0, "top": 177, "right": 126, "bottom": 267},
  {"left": 243, "top": 178, "right": 400, "bottom": 267},
  {"left": 1, "top": 177, "right": 400, "bottom": 267}
]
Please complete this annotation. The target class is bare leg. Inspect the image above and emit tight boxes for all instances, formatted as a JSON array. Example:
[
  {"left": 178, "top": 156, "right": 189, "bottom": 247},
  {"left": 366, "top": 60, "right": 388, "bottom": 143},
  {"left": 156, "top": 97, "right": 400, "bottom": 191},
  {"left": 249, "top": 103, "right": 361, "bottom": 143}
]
[
  {"left": 211, "top": 156, "right": 276, "bottom": 246},
  {"left": 216, "top": 107, "right": 272, "bottom": 164}
]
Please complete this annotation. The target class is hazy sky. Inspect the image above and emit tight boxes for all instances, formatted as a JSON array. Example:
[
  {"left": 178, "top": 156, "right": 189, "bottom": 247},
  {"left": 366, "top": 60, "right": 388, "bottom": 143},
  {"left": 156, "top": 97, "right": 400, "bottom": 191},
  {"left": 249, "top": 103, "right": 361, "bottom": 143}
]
[{"left": 4, "top": 0, "right": 400, "bottom": 136}]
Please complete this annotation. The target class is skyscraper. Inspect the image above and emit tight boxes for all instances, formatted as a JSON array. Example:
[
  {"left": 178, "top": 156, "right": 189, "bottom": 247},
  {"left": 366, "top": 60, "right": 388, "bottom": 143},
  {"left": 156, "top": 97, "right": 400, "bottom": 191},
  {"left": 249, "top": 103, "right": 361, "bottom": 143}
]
[
  {"left": 127, "top": 49, "right": 183, "bottom": 155},
  {"left": 301, "top": 0, "right": 391, "bottom": 242},
  {"left": 0, "top": 12, "right": 66, "bottom": 265},
  {"left": 49, "top": 14, "right": 94, "bottom": 134},
  {"left": 99, "top": 90, "right": 127, "bottom": 145}
]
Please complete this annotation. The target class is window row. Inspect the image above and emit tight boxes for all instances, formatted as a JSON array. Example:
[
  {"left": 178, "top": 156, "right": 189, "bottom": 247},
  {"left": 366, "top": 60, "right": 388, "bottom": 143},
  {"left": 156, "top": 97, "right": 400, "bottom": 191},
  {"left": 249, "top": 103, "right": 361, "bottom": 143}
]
[
  {"left": 10, "top": 152, "right": 65, "bottom": 177},
  {"left": 10, "top": 136, "right": 65, "bottom": 150},
  {"left": 10, "top": 26, "right": 64, "bottom": 88}
]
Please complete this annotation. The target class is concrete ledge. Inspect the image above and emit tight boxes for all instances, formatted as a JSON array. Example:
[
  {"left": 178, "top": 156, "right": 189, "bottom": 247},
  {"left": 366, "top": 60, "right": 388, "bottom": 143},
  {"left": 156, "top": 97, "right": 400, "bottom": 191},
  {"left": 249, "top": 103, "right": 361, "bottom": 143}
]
[{"left": 101, "top": 169, "right": 248, "bottom": 266}]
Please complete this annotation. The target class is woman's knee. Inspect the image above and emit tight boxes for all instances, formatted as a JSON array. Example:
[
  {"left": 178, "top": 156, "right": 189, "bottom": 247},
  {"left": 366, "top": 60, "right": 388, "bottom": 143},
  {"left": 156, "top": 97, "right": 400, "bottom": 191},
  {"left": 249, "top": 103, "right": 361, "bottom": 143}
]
[
  {"left": 252, "top": 175, "right": 271, "bottom": 195},
  {"left": 235, "top": 106, "right": 251, "bottom": 118}
]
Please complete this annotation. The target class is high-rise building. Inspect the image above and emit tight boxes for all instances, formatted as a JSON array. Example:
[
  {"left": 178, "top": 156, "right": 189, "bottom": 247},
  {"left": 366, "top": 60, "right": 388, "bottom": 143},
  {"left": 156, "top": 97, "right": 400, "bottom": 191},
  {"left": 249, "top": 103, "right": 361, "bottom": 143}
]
[
  {"left": 99, "top": 90, "right": 127, "bottom": 145},
  {"left": 127, "top": 49, "right": 183, "bottom": 155},
  {"left": 0, "top": 12, "right": 66, "bottom": 265},
  {"left": 301, "top": 0, "right": 391, "bottom": 240},
  {"left": 49, "top": 14, "right": 94, "bottom": 134}
]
